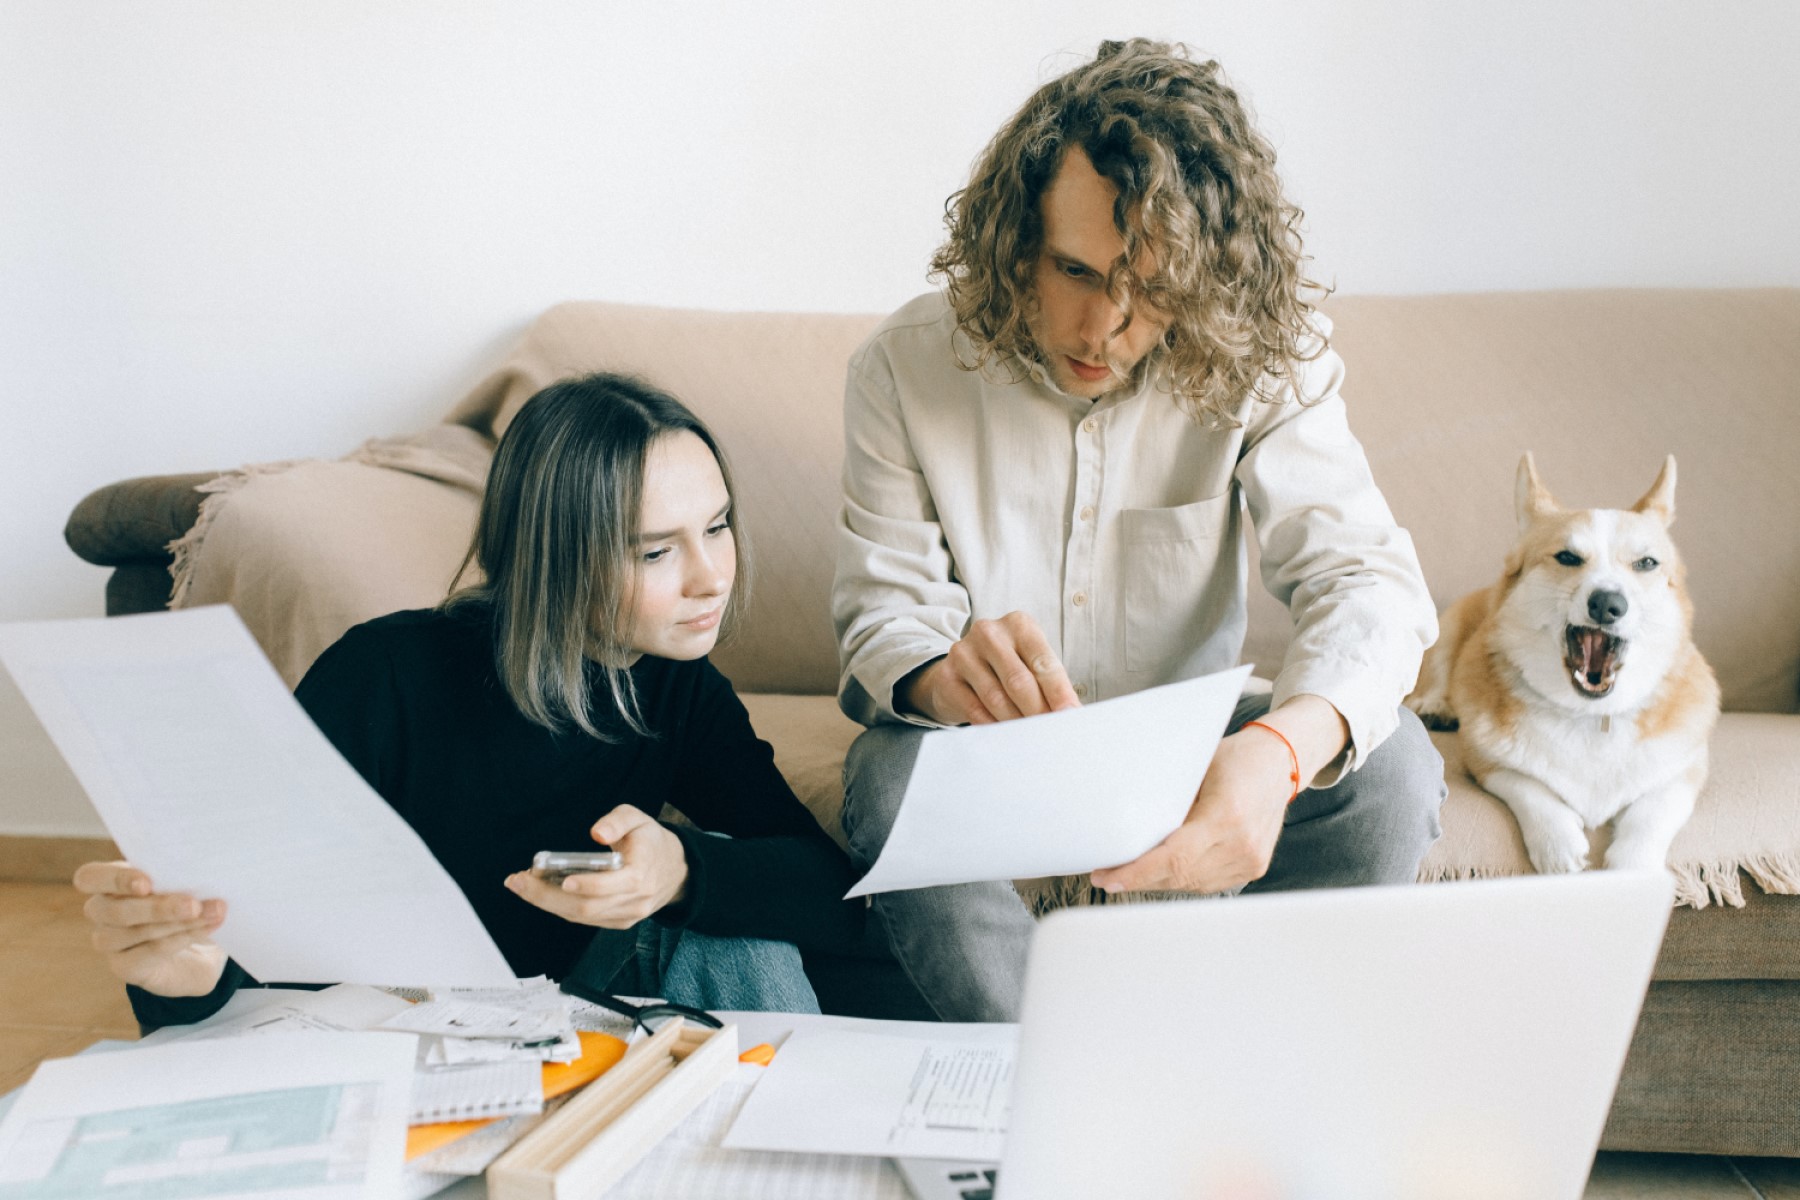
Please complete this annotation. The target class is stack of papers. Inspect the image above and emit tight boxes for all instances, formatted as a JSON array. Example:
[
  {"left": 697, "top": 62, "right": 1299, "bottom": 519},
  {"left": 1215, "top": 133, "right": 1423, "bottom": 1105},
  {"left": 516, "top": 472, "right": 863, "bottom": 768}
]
[
  {"left": 411, "top": 977, "right": 587, "bottom": 1063},
  {"left": 147, "top": 984, "right": 557, "bottom": 1126}
]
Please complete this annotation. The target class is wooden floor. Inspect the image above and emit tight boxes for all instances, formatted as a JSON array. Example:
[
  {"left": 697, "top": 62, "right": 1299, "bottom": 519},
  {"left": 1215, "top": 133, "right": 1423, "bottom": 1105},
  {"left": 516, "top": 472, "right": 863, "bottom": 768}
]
[{"left": 0, "top": 879, "right": 1795, "bottom": 1197}]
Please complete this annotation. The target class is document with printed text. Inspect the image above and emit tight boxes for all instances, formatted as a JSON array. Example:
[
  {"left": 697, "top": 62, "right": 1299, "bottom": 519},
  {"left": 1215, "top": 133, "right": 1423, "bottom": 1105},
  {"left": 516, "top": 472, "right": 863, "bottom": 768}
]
[
  {"left": 846, "top": 665, "right": 1252, "bottom": 897},
  {"left": 0, "top": 607, "right": 513, "bottom": 987},
  {"left": 722, "top": 1026, "right": 1020, "bottom": 1161}
]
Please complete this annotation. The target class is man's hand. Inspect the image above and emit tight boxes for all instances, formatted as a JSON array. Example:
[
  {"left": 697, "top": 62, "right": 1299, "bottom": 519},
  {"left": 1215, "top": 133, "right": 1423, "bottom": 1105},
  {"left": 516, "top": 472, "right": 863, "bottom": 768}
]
[
  {"left": 1090, "top": 695, "right": 1349, "bottom": 895},
  {"left": 1089, "top": 728, "right": 1294, "bottom": 894},
  {"left": 900, "top": 611, "right": 1080, "bottom": 726},
  {"left": 505, "top": 805, "right": 689, "bottom": 929},
  {"left": 73, "top": 861, "right": 229, "bottom": 998}
]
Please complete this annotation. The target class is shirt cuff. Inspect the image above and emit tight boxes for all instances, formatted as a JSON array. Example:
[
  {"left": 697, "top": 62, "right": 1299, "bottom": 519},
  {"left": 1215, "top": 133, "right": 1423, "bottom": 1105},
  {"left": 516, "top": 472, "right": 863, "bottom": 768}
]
[
  {"left": 653, "top": 823, "right": 710, "bottom": 931},
  {"left": 1269, "top": 662, "right": 1401, "bottom": 789},
  {"left": 126, "top": 958, "right": 253, "bottom": 1033},
  {"left": 843, "top": 640, "right": 956, "bottom": 728}
]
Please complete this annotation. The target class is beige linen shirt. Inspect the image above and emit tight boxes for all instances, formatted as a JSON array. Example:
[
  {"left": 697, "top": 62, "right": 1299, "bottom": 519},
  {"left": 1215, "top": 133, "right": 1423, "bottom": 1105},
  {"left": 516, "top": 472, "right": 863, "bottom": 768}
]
[{"left": 832, "top": 291, "right": 1436, "bottom": 778}]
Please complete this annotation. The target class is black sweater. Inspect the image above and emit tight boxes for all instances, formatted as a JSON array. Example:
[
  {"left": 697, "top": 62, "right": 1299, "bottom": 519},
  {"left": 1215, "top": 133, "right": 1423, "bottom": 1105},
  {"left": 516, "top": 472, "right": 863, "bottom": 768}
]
[{"left": 130, "top": 606, "right": 862, "bottom": 1026}]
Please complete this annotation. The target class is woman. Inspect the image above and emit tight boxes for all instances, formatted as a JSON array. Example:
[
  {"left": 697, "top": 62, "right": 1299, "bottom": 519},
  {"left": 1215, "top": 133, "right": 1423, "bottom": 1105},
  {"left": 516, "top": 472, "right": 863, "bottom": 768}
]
[{"left": 74, "top": 373, "right": 862, "bottom": 1026}]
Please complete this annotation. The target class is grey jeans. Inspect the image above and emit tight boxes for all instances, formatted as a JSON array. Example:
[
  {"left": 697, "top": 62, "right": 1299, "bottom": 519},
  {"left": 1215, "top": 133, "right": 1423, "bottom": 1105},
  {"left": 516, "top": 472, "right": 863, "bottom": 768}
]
[{"left": 840, "top": 691, "right": 1447, "bottom": 1022}]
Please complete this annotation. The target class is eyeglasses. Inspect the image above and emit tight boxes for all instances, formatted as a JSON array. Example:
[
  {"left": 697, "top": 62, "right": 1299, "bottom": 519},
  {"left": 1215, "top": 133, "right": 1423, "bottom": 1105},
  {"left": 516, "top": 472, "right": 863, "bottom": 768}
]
[{"left": 559, "top": 977, "right": 723, "bottom": 1036}]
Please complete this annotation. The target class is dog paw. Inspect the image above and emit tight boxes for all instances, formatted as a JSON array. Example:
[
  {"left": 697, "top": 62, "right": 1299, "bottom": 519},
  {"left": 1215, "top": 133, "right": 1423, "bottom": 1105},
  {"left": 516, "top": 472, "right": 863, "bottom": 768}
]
[
  {"left": 1521, "top": 813, "right": 1591, "bottom": 875},
  {"left": 1404, "top": 692, "right": 1458, "bottom": 731},
  {"left": 1604, "top": 843, "right": 1671, "bottom": 872}
]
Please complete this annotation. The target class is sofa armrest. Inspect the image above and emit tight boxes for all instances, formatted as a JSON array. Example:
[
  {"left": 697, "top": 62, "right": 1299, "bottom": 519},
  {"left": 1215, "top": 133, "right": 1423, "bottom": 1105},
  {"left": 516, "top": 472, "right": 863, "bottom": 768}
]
[{"left": 64, "top": 473, "right": 220, "bottom": 567}]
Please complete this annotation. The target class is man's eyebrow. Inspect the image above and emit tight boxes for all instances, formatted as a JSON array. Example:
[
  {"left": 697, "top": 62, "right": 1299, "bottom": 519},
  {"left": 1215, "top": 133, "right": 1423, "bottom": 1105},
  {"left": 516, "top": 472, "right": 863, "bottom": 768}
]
[
  {"left": 634, "top": 502, "right": 731, "bottom": 544},
  {"left": 1044, "top": 245, "right": 1118, "bottom": 275}
]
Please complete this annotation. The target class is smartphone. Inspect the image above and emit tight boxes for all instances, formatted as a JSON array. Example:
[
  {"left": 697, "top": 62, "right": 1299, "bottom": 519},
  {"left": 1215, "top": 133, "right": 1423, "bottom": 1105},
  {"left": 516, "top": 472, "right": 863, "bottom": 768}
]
[{"left": 530, "top": 849, "right": 623, "bottom": 884}]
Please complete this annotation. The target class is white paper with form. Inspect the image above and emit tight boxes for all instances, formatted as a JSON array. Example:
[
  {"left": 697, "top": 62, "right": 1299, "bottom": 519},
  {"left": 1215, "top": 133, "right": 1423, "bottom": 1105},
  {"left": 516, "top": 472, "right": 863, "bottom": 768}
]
[
  {"left": 846, "top": 665, "right": 1252, "bottom": 897},
  {"left": 722, "top": 1027, "right": 1020, "bottom": 1161},
  {"left": 0, "top": 606, "right": 514, "bottom": 987},
  {"left": 0, "top": 1031, "right": 416, "bottom": 1199}
]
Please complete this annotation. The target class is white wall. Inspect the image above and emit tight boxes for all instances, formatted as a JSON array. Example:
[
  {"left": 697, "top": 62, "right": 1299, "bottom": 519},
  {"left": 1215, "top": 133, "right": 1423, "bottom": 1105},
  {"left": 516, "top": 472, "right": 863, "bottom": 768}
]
[{"left": 4, "top": 0, "right": 1797, "bottom": 836}]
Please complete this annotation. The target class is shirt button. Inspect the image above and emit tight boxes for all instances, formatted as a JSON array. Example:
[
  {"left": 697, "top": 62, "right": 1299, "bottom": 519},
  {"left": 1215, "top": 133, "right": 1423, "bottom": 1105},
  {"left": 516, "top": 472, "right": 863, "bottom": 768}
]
[
  {"left": 1079, "top": 505, "right": 1095, "bottom": 522},
  {"left": 1082, "top": 418, "right": 1098, "bottom": 434},
  {"left": 1074, "top": 683, "right": 1089, "bottom": 698},
  {"left": 1071, "top": 591, "right": 1087, "bottom": 607}
]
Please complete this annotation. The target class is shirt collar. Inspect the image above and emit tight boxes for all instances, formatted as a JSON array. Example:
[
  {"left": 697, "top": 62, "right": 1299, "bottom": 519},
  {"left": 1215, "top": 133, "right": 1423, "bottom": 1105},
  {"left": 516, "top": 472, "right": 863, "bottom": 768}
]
[{"left": 1018, "top": 348, "right": 1167, "bottom": 416}]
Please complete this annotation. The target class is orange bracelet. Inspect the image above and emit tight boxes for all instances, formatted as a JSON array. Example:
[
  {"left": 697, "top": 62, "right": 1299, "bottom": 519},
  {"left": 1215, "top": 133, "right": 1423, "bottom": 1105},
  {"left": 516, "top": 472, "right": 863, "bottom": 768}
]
[{"left": 1242, "top": 720, "right": 1302, "bottom": 805}]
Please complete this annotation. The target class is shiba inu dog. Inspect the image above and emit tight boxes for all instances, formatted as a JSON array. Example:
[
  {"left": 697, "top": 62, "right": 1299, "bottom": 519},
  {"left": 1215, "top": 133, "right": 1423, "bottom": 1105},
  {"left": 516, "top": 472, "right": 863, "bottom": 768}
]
[{"left": 1406, "top": 454, "right": 1719, "bottom": 874}]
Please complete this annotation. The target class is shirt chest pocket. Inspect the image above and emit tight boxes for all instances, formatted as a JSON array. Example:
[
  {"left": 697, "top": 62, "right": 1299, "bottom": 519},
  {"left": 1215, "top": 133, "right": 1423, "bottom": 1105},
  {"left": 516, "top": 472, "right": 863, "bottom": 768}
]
[{"left": 1119, "top": 493, "right": 1236, "bottom": 675}]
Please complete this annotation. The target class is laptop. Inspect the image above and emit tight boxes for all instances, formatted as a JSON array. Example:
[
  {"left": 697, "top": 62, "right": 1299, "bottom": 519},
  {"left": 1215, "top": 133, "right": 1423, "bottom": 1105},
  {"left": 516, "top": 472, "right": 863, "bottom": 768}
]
[{"left": 899, "top": 870, "right": 1672, "bottom": 1200}]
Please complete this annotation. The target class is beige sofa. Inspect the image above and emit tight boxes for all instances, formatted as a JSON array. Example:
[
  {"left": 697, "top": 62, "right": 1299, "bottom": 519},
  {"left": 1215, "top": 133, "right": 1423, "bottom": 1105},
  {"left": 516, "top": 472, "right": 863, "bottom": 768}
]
[{"left": 67, "top": 290, "right": 1800, "bottom": 1156}]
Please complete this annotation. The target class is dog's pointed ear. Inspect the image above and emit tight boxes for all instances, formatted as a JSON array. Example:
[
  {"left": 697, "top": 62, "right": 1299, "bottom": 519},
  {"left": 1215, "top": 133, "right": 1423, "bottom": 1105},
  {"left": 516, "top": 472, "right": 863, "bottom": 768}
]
[
  {"left": 1631, "top": 455, "right": 1677, "bottom": 525},
  {"left": 1514, "top": 452, "right": 1560, "bottom": 531}
]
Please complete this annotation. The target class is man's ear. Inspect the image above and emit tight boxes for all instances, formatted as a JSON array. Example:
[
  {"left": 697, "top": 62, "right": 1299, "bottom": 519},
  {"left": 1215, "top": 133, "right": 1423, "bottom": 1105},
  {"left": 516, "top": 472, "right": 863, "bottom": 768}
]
[
  {"left": 1630, "top": 455, "right": 1677, "bottom": 526},
  {"left": 1515, "top": 452, "right": 1561, "bottom": 532}
]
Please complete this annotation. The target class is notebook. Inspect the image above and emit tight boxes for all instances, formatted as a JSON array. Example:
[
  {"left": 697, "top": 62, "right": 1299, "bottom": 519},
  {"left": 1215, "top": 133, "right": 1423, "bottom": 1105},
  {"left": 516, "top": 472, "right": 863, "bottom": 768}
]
[{"left": 407, "top": 1059, "right": 543, "bottom": 1124}]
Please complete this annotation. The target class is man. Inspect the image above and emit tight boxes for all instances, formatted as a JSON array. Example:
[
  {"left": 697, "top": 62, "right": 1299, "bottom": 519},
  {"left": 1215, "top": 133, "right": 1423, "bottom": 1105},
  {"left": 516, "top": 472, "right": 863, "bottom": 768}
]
[{"left": 833, "top": 39, "right": 1445, "bottom": 1022}]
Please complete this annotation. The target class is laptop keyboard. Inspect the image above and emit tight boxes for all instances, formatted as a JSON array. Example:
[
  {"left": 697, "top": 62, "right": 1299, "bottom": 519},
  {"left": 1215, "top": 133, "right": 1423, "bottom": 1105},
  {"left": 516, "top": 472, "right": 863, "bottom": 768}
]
[{"left": 944, "top": 1166, "right": 997, "bottom": 1199}]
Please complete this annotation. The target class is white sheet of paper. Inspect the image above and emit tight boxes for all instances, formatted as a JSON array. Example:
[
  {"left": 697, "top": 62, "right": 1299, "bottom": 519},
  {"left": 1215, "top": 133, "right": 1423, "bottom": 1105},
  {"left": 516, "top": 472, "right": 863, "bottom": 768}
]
[
  {"left": 140, "top": 984, "right": 417, "bottom": 1048},
  {"left": 608, "top": 1063, "right": 910, "bottom": 1200},
  {"left": 713, "top": 1011, "right": 1017, "bottom": 1053},
  {"left": 846, "top": 665, "right": 1252, "bottom": 897},
  {"left": 0, "top": 1031, "right": 417, "bottom": 1199},
  {"left": 0, "top": 607, "right": 513, "bottom": 986},
  {"left": 722, "top": 1027, "right": 1019, "bottom": 1161}
]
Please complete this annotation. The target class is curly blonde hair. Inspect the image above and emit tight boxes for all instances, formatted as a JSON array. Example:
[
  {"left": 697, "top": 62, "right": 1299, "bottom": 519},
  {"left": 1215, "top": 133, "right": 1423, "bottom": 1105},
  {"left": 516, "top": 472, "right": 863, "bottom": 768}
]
[{"left": 930, "top": 39, "right": 1327, "bottom": 426}]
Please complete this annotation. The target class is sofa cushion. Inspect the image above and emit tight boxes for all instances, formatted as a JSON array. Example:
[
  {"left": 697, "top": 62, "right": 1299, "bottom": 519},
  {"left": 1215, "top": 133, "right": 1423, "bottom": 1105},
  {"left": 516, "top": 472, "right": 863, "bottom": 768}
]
[{"left": 1657, "top": 885, "right": 1800, "bottom": 982}]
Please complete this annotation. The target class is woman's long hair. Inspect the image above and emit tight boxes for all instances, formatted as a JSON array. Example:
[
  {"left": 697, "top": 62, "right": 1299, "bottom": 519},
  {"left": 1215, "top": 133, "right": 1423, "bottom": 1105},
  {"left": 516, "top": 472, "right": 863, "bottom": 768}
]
[
  {"left": 446, "top": 372, "right": 748, "bottom": 739},
  {"left": 930, "top": 38, "right": 1328, "bottom": 426}
]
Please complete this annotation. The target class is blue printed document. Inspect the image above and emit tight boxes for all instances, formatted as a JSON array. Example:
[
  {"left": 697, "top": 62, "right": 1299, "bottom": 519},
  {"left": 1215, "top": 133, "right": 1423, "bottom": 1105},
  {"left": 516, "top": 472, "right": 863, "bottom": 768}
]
[{"left": 0, "top": 1031, "right": 416, "bottom": 1200}]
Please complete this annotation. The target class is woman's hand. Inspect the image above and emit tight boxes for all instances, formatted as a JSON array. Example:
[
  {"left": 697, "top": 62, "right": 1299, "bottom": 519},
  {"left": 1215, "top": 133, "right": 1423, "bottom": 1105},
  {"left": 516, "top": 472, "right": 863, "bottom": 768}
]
[
  {"left": 72, "top": 861, "right": 229, "bottom": 997},
  {"left": 504, "top": 805, "right": 690, "bottom": 929}
]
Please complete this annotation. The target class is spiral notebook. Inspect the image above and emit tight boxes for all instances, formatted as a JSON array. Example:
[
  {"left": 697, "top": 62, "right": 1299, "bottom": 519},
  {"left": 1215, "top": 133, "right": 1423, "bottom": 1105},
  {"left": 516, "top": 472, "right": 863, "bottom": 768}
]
[{"left": 409, "top": 1059, "right": 543, "bottom": 1124}]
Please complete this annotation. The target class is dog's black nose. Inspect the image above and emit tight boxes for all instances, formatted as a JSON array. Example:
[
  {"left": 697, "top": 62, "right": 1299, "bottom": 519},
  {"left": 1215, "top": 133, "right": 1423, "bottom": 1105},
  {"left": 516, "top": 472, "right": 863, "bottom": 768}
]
[{"left": 1588, "top": 589, "right": 1629, "bottom": 625}]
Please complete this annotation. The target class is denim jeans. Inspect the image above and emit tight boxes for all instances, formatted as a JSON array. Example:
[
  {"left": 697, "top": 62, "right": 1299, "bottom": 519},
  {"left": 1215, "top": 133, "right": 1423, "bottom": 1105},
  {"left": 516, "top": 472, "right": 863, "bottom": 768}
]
[
  {"left": 567, "top": 922, "right": 821, "bottom": 1014},
  {"left": 840, "top": 691, "right": 1447, "bottom": 1022}
]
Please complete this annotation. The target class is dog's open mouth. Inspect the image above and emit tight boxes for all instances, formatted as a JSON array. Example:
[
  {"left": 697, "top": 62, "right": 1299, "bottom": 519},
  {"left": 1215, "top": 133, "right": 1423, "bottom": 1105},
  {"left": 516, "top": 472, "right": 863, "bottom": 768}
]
[{"left": 1564, "top": 625, "right": 1625, "bottom": 698}]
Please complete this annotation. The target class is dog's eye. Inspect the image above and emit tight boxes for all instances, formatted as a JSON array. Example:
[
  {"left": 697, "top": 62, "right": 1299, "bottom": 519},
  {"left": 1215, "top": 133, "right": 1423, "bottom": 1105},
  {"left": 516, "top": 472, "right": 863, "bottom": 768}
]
[
  {"left": 1554, "top": 550, "right": 1584, "bottom": 567},
  {"left": 1633, "top": 556, "right": 1659, "bottom": 572}
]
